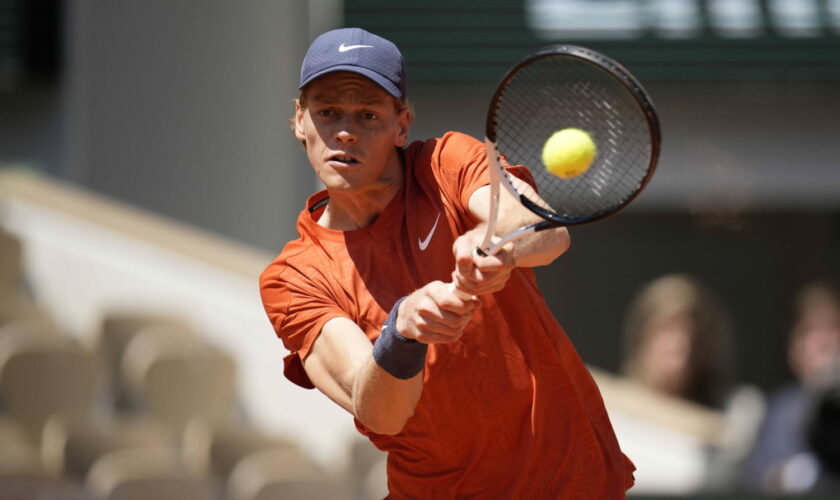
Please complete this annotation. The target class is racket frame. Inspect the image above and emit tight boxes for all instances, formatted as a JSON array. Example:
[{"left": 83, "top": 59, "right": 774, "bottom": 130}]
[{"left": 479, "top": 44, "right": 662, "bottom": 256}]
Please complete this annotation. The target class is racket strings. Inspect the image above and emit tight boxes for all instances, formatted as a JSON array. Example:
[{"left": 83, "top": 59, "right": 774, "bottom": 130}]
[{"left": 492, "top": 54, "right": 654, "bottom": 221}]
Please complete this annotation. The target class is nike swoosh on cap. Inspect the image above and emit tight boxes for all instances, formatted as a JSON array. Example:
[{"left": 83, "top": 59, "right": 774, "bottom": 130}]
[
  {"left": 418, "top": 213, "right": 442, "bottom": 251},
  {"left": 338, "top": 43, "right": 373, "bottom": 52}
]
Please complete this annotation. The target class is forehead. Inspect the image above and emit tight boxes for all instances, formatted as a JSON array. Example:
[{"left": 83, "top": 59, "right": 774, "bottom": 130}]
[{"left": 303, "top": 72, "right": 392, "bottom": 105}]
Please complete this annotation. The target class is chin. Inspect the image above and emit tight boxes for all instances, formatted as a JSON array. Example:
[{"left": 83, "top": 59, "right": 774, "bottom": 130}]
[{"left": 320, "top": 173, "right": 361, "bottom": 193}]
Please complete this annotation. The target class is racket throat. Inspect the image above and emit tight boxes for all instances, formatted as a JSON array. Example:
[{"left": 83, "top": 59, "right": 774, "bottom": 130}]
[
  {"left": 483, "top": 220, "right": 558, "bottom": 255},
  {"left": 532, "top": 220, "right": 560, "bottom": 232}
]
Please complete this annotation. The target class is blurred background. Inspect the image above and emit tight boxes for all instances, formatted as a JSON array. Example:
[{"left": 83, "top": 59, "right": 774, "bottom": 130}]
[{"left": 1, "top": 0, "right": 839, "bottom": 499}]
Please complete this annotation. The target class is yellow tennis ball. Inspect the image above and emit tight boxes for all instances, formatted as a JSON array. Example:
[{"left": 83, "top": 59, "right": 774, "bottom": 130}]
[{"left": 542, "top": 128, "right": 597, "bottom": 179}]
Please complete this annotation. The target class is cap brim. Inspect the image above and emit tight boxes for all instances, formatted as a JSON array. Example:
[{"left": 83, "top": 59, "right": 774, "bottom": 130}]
[{"left": 299, "top": 65, "right": 402, "bottom": 99}]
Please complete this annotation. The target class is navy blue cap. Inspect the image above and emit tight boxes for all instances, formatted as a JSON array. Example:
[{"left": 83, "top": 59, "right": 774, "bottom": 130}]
[{"left": 299, "top": 28, "right": 407, "bottom": 99}]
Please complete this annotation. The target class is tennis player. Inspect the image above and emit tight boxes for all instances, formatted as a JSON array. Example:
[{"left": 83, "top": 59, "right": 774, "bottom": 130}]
[{"left": 260, "top": 27, "right": 635, "bottom": 498}]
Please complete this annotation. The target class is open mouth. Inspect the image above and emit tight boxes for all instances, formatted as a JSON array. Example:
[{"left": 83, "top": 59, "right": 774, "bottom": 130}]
[{"left": 328, "top": 153, "right": 359, "bottom": 166}]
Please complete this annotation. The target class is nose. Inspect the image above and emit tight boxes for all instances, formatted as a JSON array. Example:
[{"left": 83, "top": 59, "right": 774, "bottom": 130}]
[
  {"left": 335, "top": 118, "right": 357, "bottom": 144},
  {"left": 336, "top": 130, "right": 356, "bottom": 143}
]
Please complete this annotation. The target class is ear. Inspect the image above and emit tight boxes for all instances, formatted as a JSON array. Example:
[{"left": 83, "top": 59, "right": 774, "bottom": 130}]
[
  {"left": 294, "top": 99, "right": 306, "bottom": 143},
  {"left": 395, "top": 108, "right": 413, "bottom": 148}
]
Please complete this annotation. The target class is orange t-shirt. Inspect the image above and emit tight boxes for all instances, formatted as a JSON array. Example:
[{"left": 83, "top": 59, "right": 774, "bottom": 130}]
[{"left": 260, "top": 132, "right": 634, "bottom": 498}]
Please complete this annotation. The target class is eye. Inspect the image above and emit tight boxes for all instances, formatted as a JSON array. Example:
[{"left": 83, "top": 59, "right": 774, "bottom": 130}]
[
  {"left": 362, "top": 111, "right": 377, "bottom": 120},
  {"left": 316, "top": 108, "right": 335, "bottom": 118}
]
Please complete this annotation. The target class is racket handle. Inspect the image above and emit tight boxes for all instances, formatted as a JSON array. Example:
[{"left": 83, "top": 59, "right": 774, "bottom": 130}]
[{"left": 447, "top": 246, "right": 493, "bottom": 299}]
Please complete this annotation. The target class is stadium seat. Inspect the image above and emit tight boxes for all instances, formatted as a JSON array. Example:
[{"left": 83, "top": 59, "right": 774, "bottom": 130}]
[
  {"left": 0, "top": 296, "right": 50, "bottom": 328},
  {"left": 0, "top": 441, "right": 45, "bottom": 476},
  {"left": 345, "top": 437, "right": 387, "bottom": 499},
  {"left": 0, "top": 315, "right": 60, "bottom": 343},
  {"left": 95, "top": 313, "right": 194, "bottom": 409},
  {"left": 0, "top": 227, "right": 23, "bottom": 300},
  {"left": 86, "top": 446, "right": 218, "bottom": 500},
  {"left": 0, "top": 432, "right": 89, "bottom": 500},
  {"left": 121, "top": 331, "right": 236, "bottom": 442},
  {"left": 0, "top": 418, "right": 30, "bottom": 448},
  {"left": 182, "top": 417, "right": 298, "bottom": 479},
  {"left": 0, "top": 414, "right": 45, "bottom": 491},
  {"left": 0, "top": 473, "right": 89, "bottom": 500},
  {"left": 227, "top": 448, "right": 351, "bottom": 500},
  {"left": 41, "top": 415, "right": 170, "bottom": 478},
  {"left": 243, "top": 479, "right": 354, "bottom": 500},
  {"left": 0, "top": 335, "right": 100, "bottom": 444}
]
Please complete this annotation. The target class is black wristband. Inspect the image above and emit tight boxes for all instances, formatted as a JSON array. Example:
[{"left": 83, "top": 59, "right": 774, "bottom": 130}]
[{"left": 372, "top": 297, "right": 428, "bottom": 379}]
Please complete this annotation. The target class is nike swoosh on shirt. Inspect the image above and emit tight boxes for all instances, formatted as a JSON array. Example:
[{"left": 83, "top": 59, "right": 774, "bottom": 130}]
[
  {"left": 338, "top": 43, "right": 373, "bottom": 52},
  {"left": 418, "top": 213, "right": 441, "bottom": 251}
]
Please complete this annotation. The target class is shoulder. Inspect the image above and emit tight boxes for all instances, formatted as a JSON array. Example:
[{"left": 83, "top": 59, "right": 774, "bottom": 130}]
[
  {"left": 259, "top": 201, "right": 337, "bottom": 303},
  {"left": 437, "top": 131, "right": 482, "bottom": 148},
  {"left": 435, "top": 131, "right": 484, "bottom": 164},
  {"left": 403, "top": 132, "right": 483, "bottom": 165},
  {"left": 259, "top": 241, "right": 310, "bottom": 306},
  {"left": 403, "top": 132, "right": 485, "bottom": 186},
  {"left": 260, "top": 191, "right": 334, "bottom": 294}
]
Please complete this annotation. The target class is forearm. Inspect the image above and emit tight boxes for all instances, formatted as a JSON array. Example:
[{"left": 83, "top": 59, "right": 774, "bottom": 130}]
[
  {"left": 302, "top": 317, "right": 423, "bottom": 435},
  {"left": 501, "top": 177, "right": 570, "bottom": 267},
  {"left": 469, "top": 180, "right": 571, "bottom": 268},
  {"left": 506, "top": 224, "right": 569, "bottom": 268},
  {"left": 355, "top": 282, "right": 478, "bottom": 432},
  {"left": 356, "top": 296, "right": 428, "bottom": 434},
  {"left": 353, "top": 357, "right": 423, "bottom": 435}
]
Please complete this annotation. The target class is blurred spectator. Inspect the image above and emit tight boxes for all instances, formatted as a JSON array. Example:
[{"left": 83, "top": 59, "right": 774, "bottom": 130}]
[
  {"left": 743, "top": 280, "right": 840, "bottom": 494},
  {"left": 620, "top": 273, "right": 736, "bottom": 409},
  {"left": 620, "top": 273, "right": 764, "bottom": 491}
]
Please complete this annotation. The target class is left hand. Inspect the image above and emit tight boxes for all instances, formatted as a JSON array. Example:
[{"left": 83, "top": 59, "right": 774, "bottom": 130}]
[{"left": 451, "top": 225, "right": 515, "bottom": 297}]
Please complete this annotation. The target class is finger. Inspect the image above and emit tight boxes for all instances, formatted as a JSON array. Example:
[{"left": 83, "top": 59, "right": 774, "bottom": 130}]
[
  {"left": 414, "top": 330, "right": 463, "bottom": 344},
  {"left": 418, "top": 282, "right": 478, "bottom": 338},
  {"left": 451, "top": 275, "right": 481, "bottom": 297},
  {"left": 453, "top": 243, "right": 476, "bottom": 278},
  {"left": 412, "top": 313, "right": 470, "bottom": 340},
  {"left": 474, "top": 247, "right": 514, "bottom": 272},
  {"left": 440, "top": 281, "right": 481, "bottom": 311},
  {"left": 452, "top": 264, "right": 487, "bottom": 289},
  {"left": 408, "top": 289, "right": 477, "bottom": 340},
  {"left": 454, "top": 269, "right": 511, "bottom": 296},
  {"left": 418, "top": 307, "right": 471, "bottom": 330},
  {"left": 457, "top": 267, "right": 504, "bottom": 288},
  {"left": 450, "top": 273, "right": 476, "bottom": 298}
]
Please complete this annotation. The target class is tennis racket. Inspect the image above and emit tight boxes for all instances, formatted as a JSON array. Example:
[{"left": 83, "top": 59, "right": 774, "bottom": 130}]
[{"left": 450, "top": 45, "right": 660, "bottom": 295}]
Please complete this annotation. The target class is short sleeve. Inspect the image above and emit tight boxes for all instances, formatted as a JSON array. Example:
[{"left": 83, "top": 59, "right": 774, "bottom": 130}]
[
  {"left": 431, "top": 132, "right": 490, "bottom": 212},
  {"left": 260, "top": 260, "right": 349, "bottom": 389},
  {"left": 429, "top": 132, "right": 539, "bottom": 214}
]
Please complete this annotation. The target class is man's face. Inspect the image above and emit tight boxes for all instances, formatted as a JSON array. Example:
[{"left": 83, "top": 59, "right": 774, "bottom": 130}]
[
  {"left": 789, "top": 303, "right": 840, "bottom": 385},
  {"left": 295, "top": 72, "right": 411, "bottom": 193},
  {"left": 638, "top": 313, "right": 693, "bottom": 397}
]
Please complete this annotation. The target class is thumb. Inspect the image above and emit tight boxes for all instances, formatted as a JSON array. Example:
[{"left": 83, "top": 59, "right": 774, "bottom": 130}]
[{"left": 478, "top": 242, "right": 514, "bottom": 271}]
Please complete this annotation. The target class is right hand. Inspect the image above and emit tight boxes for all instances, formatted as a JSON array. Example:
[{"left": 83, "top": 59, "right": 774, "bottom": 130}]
[
  {"left": 396, "top": 281, "right": 480, "bottom": 344},
  {"left": 451, "top": 226, "right": 516, "bottom": 298}
]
